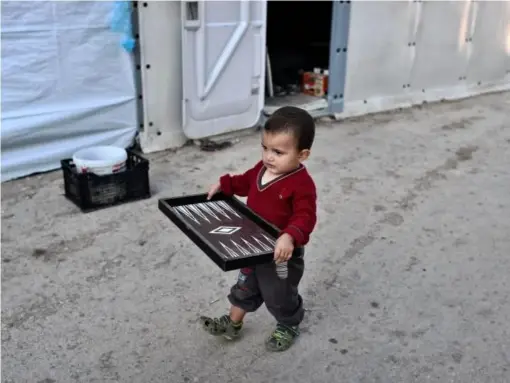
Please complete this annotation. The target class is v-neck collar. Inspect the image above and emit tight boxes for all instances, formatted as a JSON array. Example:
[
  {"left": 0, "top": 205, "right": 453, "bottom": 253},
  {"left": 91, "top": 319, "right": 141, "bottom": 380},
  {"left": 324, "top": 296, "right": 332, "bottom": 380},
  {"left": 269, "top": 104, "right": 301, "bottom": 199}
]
[{"left": 256, "top": 164, "right": 304, "bottom": 192}]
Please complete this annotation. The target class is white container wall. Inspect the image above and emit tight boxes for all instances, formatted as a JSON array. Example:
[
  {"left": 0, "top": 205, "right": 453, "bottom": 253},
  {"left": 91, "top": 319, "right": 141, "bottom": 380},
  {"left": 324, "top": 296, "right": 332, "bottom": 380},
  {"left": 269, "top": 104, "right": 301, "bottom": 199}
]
[
  {"left": 341, "top": 0, "right": 510, "bottom": 117},
  {"left": 136, "top": 1, "right": 188, "bottom": 153}
]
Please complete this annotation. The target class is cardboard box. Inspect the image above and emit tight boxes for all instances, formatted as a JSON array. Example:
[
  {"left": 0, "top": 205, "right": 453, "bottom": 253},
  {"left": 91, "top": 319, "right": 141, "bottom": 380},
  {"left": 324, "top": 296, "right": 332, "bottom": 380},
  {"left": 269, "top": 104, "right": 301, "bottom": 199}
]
[{"left": 302, "top": 69, "right": 329, "bottom": 97}]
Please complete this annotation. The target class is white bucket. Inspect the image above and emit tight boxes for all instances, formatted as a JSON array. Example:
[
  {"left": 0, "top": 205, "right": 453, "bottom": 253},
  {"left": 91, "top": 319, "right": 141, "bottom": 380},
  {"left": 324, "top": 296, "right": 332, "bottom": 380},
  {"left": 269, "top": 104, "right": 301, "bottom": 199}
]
[{"left": 72, "top": 146, "right": 128, "bottom": 175}]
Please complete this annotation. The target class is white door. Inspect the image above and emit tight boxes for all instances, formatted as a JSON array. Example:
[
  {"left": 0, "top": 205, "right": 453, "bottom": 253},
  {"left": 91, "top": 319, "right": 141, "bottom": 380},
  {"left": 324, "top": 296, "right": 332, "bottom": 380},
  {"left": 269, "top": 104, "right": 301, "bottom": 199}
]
[{"left": 181, "top": 1, "right": 267, "bottom": 139}]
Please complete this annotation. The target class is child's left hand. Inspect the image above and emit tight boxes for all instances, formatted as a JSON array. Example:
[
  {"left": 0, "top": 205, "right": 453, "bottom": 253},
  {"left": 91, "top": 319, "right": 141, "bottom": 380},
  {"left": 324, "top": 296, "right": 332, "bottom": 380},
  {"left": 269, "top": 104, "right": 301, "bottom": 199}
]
[{"left": 274, "top": 233, "right": 294, "bottom": 264}]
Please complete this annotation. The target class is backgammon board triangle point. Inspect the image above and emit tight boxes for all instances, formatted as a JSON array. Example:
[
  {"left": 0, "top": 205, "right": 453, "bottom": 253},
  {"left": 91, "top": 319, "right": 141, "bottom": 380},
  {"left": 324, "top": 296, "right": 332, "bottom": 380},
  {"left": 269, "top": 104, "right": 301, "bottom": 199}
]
[{"left": 196, "top": 202, "right": 221, "bottom": 221}]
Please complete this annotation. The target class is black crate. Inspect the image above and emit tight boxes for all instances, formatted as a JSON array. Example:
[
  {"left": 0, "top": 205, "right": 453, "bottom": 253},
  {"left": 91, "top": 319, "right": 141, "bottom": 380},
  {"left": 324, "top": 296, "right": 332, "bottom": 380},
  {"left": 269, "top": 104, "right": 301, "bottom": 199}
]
[{"left": 61, "top": 150, "right": 151, "bottom": 212}]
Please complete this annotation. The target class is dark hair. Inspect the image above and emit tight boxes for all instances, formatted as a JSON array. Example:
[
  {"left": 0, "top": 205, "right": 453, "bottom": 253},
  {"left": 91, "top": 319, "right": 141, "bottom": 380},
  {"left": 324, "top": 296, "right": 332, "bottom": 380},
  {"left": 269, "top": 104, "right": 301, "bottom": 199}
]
[{"left": 263, "top": 106, "right": 315, "bottom": 151}]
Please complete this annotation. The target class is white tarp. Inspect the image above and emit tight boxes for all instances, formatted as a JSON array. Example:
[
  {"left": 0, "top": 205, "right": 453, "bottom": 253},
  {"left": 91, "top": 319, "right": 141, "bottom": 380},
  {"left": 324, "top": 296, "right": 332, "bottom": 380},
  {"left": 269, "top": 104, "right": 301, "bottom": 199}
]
[{"left": 1, "top": 1, "right": 137, "bottom": 182}]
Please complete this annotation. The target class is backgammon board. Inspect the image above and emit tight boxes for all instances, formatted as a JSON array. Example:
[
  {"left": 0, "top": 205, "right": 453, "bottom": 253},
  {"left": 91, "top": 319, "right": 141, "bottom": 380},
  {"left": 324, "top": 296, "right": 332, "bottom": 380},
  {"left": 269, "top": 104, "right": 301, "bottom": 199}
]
[{"left": 158, "top": 193, "right": 299, "bottom": 271}]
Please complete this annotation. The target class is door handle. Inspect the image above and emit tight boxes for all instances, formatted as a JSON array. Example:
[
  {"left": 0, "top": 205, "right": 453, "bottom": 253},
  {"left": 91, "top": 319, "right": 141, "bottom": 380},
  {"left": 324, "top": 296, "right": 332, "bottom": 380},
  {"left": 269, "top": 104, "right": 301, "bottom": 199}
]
[{"left": 183, "top": 1, "right": 201, "bottom": 30}]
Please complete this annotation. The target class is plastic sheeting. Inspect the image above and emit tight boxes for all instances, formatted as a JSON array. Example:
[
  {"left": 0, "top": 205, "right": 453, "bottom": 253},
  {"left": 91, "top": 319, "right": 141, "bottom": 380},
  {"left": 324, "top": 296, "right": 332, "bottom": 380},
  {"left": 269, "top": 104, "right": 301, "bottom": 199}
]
[
  {"left": 1, "top": 1, "right": 137, "bottom": 182},
  {"left": 342, "top": 1, "right": 510, "bottom": 117},
  {"left": 110, "top": 1, "right": 136, "bottom": 53}
]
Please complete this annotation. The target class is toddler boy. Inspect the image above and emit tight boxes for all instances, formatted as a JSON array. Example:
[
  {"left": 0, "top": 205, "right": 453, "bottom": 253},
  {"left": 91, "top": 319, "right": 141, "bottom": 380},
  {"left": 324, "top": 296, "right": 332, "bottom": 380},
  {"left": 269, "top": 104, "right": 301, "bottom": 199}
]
[{"left": 201, "top": 106, "right": 317, "bottom": 352}]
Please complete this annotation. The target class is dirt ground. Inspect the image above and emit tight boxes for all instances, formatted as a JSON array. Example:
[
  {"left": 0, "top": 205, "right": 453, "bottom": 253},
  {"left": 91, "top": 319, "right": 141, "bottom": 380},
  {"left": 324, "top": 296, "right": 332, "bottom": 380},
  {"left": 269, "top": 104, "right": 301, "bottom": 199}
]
[{"left": 2, "top": 92, "right": 510, "bottom": 383}]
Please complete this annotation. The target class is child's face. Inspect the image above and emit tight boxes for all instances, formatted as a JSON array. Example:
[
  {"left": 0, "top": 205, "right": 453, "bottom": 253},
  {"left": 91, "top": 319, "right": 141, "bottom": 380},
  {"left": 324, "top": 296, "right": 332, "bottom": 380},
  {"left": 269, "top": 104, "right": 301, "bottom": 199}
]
[{"left": 261, "top": 131, "right": 310, "bottom": 175}]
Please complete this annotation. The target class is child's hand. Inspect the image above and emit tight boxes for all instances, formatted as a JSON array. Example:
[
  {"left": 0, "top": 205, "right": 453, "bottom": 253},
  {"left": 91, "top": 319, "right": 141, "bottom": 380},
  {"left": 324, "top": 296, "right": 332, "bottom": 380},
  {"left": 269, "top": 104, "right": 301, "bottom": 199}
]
[
  {"left": 274, "top": 233, "right": 294, "bottom": 264},
  {"left": 207, "top": 182, "right": 221, "bottom": 200}
]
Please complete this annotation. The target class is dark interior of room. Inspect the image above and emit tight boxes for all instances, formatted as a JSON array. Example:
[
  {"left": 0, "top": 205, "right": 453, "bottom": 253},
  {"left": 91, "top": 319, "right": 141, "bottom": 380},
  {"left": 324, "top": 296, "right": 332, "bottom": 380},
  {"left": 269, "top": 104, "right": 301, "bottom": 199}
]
[{"left": 266, "top": 1, "right": 332, "bottom": 95}]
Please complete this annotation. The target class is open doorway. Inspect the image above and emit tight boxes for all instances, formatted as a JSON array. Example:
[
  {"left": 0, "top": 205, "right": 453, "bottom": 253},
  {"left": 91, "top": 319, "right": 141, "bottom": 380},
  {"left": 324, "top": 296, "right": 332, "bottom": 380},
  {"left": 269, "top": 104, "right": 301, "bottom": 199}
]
[{"left": 264, "top": 1, "right": 333, "bottom": 116}]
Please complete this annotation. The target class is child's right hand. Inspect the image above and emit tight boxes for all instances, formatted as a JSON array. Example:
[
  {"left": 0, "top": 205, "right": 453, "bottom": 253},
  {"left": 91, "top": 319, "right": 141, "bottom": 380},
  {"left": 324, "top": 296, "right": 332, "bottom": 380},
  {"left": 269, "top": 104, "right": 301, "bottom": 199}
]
[{"left": 207, "top": 182, "right": 221, "bottom": 200}]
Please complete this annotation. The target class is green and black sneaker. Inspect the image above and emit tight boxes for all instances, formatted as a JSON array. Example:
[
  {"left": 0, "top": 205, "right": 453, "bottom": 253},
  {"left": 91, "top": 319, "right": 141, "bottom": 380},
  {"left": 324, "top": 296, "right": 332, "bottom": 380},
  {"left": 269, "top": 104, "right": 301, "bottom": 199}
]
[
  {"left": 199, "top": 314, "right": 243, "bottom": 340},
  {"left": 265, "top": 323, "right": 300, "bottom": 352}
]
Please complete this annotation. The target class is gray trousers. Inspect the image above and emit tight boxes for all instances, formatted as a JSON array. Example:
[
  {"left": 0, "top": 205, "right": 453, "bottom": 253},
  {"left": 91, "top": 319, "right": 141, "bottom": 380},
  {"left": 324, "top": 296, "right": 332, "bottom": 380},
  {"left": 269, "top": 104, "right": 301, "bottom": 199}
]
[{"left": 228, "top": 250, "right": 305, "bottom": 327}]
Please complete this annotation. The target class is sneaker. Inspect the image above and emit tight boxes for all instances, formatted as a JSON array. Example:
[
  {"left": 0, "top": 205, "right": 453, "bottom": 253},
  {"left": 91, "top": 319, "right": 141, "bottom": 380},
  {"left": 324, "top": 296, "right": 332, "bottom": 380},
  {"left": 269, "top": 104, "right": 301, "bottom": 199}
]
[
  {"left": 265, "top": 323, "right": 300, "bottom": 352},
  {"left": 199, "top": 314, "right": 243, "bottom": 340}
]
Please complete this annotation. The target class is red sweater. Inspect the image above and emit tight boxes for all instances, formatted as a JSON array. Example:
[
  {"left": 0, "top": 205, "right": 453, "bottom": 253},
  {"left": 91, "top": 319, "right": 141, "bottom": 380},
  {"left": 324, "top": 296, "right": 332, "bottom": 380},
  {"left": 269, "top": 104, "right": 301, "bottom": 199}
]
[{"left": 219, "top": 161, "right": 317, "bottom": 246}]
